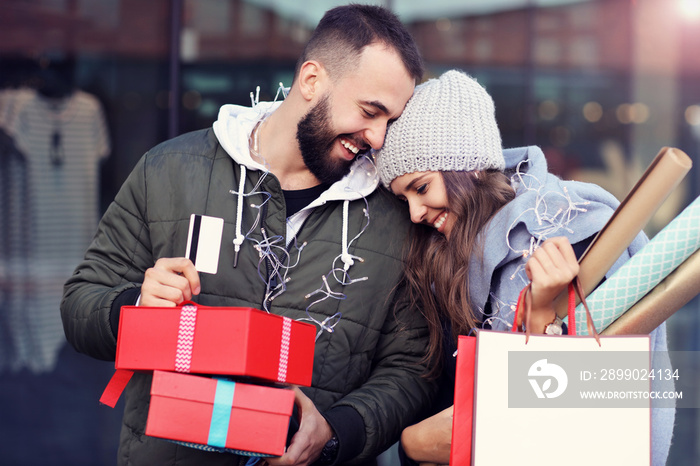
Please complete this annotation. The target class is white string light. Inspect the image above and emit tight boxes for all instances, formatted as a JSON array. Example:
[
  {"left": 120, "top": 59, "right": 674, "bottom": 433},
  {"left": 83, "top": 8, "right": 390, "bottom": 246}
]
[
  {"left": 232, "top": 86, "right": 373, "bottom": 334},
  {"left": 486, "top": 158, "right": 589, "bottom": 328}
]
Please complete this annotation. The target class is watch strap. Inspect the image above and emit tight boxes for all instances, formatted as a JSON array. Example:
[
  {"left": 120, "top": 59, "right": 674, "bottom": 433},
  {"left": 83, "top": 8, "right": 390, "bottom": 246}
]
[{"left": 316, "top": 435, "right": 339, "bottom": 466}]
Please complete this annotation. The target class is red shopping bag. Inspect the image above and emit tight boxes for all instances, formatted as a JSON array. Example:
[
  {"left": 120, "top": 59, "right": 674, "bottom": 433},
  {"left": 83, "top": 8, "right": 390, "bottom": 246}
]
[{"left": 449, "top": 335, "right": 476, "bottom": 465}]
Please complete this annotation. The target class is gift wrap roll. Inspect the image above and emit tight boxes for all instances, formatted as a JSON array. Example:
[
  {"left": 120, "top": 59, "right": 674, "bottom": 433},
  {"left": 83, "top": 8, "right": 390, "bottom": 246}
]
[
  {"left": 554, "top": 147, "right": 692, "bottom": 317},
  {"left": 602, "top": 248, "right": 700, "bottom": 335},
  {"left": 572, "top": 195, "right": 700, "bottom": 335}
]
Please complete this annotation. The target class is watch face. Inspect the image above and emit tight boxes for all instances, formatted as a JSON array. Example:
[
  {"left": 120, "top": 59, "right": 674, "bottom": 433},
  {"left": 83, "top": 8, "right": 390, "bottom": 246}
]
[{"left": 545, "top": 319, "right": 563, "bottom": 335}]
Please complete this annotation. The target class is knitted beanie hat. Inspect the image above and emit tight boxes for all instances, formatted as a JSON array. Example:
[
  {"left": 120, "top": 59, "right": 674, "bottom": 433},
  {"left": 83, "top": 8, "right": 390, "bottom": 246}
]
[{"left": 376, "top": 69, "right": 504, "bottom": 188}]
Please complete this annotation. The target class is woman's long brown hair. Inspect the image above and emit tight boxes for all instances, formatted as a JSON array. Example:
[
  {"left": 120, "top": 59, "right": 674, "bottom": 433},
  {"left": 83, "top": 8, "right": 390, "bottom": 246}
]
[{"left": 402, "top": 170, "right": 515, "bottom": 377}]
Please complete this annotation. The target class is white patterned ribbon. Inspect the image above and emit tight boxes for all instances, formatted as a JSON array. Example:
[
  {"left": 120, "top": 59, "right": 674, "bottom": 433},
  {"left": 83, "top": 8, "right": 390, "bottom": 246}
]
[
  {"left": 574, "top": 196, "right": 700, "bottom": 334},
  {"left": 277, "top": 317, "right": 292, "bottom": 382},
  {"left": 175, "top": 304, "right": 198, "bottom": 372}
]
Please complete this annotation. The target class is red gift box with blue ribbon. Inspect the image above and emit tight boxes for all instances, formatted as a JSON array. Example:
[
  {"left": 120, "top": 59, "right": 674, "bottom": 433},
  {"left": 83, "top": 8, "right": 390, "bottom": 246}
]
[{"left": 145, "top": 370, "right": 295, "bottom": 457}]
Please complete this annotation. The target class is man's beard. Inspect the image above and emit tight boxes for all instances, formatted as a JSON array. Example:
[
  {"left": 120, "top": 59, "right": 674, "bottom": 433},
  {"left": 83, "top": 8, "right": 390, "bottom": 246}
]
[{"left": 296, "top": 94, "right": 355, "bottom": 185}]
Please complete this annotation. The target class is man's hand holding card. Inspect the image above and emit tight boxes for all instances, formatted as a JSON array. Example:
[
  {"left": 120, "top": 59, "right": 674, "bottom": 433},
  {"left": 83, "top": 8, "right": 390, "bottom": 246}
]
[{"left": 140, "top": 214, "right": 224, "bottom": 307}]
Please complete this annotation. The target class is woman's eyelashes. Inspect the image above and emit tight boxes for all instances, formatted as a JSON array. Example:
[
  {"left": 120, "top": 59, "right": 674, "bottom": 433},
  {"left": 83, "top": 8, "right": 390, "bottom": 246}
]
[{"left": 416, "top": 183, "right": 428, "bottom": 195}]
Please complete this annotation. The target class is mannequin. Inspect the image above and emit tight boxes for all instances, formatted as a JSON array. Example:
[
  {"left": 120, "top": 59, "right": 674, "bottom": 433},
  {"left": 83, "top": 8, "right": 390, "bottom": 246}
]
[{"left": 0, "top": 57, "right": 110, "bottom": 372}]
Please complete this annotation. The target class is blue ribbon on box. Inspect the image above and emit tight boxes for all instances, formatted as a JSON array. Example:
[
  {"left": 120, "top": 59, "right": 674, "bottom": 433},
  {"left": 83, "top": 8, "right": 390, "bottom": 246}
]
[{"left": 208, "top": 379, "right": 236, "bottom": 448}]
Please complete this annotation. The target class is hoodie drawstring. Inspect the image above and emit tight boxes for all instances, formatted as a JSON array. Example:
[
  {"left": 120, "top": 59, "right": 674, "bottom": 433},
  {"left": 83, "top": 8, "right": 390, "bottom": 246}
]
[
  {"left": 341, "top": 200, "right": 364, "bottom": 272},
  {"left": 232, "top": 165, "right": 247, "bottom": 267},
  {"left": 340, "top": 200, "right": 353, "bottom": 270}
]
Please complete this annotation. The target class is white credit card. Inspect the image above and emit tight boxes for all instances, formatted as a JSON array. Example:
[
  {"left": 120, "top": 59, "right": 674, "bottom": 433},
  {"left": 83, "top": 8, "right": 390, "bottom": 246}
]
[{"left": 185, "top": 214, "right": 224, "bottom": 274}]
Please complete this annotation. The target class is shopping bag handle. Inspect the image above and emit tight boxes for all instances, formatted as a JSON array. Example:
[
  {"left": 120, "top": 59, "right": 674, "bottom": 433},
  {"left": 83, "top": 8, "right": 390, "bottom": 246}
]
[
  {"left": 515, "top": 276, "right": 601, "bottom": 346},
  {"left": 571, "top": 276, "right": 601, "bottom": 345}
]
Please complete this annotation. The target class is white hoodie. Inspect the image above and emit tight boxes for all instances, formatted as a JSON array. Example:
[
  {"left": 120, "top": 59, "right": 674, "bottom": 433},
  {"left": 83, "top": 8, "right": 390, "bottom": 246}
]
[{"left": 213, "top": 100, "right": 379, "bottom": 238}]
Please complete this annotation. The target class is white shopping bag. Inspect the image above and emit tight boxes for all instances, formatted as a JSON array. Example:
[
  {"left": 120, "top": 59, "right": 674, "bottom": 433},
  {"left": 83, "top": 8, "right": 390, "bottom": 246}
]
[{"left": 471, "top": 329, "right": 651, "bottom": 465}]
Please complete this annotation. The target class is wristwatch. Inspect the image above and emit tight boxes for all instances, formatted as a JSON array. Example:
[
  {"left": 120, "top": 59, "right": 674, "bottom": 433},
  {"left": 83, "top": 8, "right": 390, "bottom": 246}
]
[
  {"left": 544, "top": 315, "right": 564, "bottom": 335},
  {"left": 316, "top": 434, "right": 339, "bottom": 466}
]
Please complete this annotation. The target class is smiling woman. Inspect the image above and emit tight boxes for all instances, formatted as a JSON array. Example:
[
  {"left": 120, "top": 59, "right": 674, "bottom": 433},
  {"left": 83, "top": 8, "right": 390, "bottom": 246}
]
[{"left": 374, "top": 69, "right": 675, "bottom": 466}]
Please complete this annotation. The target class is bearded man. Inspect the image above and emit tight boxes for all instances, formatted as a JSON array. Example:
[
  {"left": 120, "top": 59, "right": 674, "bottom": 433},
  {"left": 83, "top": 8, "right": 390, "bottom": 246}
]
[{"left": 61, "top": 4, "right": 435, "bottom": 466}]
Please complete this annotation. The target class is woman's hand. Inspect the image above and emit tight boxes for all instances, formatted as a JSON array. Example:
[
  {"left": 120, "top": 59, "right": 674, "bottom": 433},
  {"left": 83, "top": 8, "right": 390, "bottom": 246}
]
[
  {"left": 401, "top": 406, "right": 453, "bottom": 465},
  {"left": 521, "top": 237, "right": 579, "bottom": 333}
]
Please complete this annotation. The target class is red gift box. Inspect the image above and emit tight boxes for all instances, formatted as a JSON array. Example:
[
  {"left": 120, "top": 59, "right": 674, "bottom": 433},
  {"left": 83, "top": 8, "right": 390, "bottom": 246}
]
[
  {"left": 115, "top": 302, "right": 316, "bottom": 386},
  {"left": 146, "top": 370, "right": 295, "bottom": 456}
]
